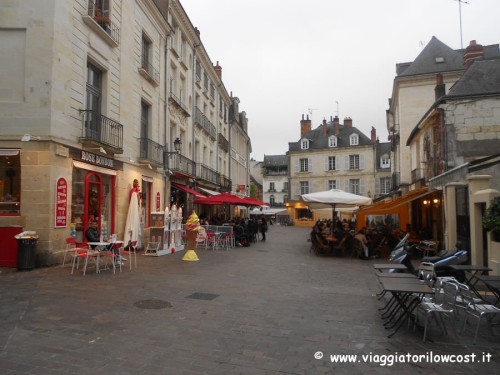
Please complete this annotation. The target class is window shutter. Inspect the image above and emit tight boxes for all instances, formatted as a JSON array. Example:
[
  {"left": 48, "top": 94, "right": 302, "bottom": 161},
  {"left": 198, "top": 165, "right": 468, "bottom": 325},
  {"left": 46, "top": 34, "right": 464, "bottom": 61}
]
[
  {"left": 295, "top": 159, "right": 299, "bottom": 173},
  {"left": 375, "top": 178, "right": 381, "bottom": 195},
  {"left": 360, "top": 154, "right": 365, "bottom": 169},
  {"left": 324, "top": 157, "right": 329, "bottom": 171},
  {"left": 295, "top": 181, "right": 300, "bottom": 196},
  {"left": 344, "top": 180, "right": 349, "bottom": 192},
  {"left": 360, "top": 179, "right": 365, "bottom": 195},
  {"left": 345, "top": 156, "right": 350, "bottom": 170},
  {"left": 324, "top": 180, "right": 329, "bottom": 190},
  {"left": 308, "top": 158, "right": 312, "bottom": 172}
]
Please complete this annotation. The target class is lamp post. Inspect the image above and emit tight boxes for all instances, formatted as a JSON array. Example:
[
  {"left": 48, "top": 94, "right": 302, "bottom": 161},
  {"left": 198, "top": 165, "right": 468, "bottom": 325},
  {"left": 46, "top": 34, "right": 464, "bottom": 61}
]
[{"left": 173, "top": 137, "right": 182, "bottom": 153}]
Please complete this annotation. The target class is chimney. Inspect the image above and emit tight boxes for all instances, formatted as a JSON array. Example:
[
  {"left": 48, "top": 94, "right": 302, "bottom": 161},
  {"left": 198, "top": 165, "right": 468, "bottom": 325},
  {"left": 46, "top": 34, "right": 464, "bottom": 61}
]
[
  {"left": 371, "top": 126, "right": 377, "bottom": 144},
  {"left": 435, "top": 73, "right": 445, "bottom": 100},
  {"left": 300, "top": 114, "right": 311, "bottom": 138},
  {"left": 322, "top": 118, "right": 328, "bottom": 136},
  {"left": 464, "top": 40, "right": 484, "bottom": 69},
  {"left": 344, "top": 117, "right": 352, "bottom": 127},
  {"left": 333, "top": 115, "right": 340, "bottom": 135},
  {"left": 214, "top": 61, "right": 222, "bottom": 79}
]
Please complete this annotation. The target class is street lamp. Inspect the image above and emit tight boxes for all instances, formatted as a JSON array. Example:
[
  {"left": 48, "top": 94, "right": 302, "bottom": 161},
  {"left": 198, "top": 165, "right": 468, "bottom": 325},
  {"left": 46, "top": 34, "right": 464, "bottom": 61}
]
[{"left": 173, "top": 137, "right": 182, "bottom": 153}]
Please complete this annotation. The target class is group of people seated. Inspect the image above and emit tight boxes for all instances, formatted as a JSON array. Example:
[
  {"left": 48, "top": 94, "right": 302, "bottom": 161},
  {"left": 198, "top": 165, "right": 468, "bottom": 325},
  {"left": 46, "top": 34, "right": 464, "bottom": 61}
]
[{"left": 310, "top": 218, "right": 397, "bottom": 259}]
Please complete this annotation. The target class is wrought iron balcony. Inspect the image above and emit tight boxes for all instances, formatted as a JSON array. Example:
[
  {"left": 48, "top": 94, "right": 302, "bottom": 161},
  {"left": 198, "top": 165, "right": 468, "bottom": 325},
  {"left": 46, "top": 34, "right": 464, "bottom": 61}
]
[
  {"left": 218, "top": 133, "right": 229, "bottom": 153},
  {"left": 166, "top": 152, "right": 195, "bottom": 177},
  {"left": 80, "top": 110, "right": 123, "bottom": 152},
  {"left": 169, "top": 91, "right": 190, "bottom": 115},
  {"left": 139, "top": 138, "right": 164, "bottom": 166},
  {"left": 84, "top": 1, "right": 120, "bottom": 46},
  {"left": 196, "top": 163, "right": 220, "bottom": 185},
  {"left": 219, "top": 175, "right": 231, "bottom": 191},
  {"left": 139, "top": 57, "right": 159, "bottom": 86},
  {"left": 194, "top": 106, "right": 216, "bottom": 139}
]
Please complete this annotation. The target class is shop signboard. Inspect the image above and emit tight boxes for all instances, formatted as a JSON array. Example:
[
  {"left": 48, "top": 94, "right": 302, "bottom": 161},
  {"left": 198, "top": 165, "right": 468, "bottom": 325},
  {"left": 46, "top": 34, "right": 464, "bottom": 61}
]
[
  {"left": 156, "top": 192, "right": 161, "bottom": 211},
  {"left": 55, "top": 177, "right": 67, "bottom": 227}
]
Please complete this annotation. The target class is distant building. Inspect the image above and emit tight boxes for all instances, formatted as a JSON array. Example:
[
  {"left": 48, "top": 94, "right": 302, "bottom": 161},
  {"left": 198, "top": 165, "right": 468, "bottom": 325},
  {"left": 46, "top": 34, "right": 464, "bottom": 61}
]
[{"left": 262, "top": 155, "right": 288, "bottom": 207}]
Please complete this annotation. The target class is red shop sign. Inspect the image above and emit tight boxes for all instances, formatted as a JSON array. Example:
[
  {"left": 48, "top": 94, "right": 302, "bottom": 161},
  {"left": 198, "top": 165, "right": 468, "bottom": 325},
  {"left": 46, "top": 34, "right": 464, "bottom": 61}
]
[
  {"left": 55, "top": 177, "right": 67, "bottom": 227},
  {"left": 156, "top": 192, "right": 161, "bottom": 211}
]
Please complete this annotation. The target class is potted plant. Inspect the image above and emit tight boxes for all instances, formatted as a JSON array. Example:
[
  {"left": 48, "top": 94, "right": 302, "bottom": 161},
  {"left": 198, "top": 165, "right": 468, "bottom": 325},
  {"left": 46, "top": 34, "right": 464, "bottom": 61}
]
[{"left": 482, "top": 196, "right": 500, "bottom": 242}]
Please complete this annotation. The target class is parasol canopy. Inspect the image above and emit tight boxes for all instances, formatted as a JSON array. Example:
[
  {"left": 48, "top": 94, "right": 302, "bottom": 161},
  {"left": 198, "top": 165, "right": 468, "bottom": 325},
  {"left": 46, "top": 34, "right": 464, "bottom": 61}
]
[
  {"left": 240, "top": 196, "right": 269, "bottom": 207},
  {"left": 124, "top": 191, "right": 141, "bottom": 248},
  {"left": 194, "top": 192, "right": 247, "bottom": 205},
  {"left": 300, "top": 189, "right": 372, "bottom": 218}
]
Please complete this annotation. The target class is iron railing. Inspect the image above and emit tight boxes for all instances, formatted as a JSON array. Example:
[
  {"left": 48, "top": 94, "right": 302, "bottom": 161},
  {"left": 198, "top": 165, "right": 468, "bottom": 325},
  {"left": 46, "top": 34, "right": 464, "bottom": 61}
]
[
  {"left": 139, "top": 138, "right": 164, "bottom": 165},
  {"left": 87, "top": 1, "right": 120, "bottom": 45},
  {"left": 140, "top": 57, "right": 160, "bottom": 84},
  {"left": 219, "top": 175, "right": 231, "bottom": 191},
  {"left": 80, "top": 110, "right": 123, "bottom": 151},
  {"left": 194, "top": 106, "right": 216, "bottom": 139},
  {"left": 166, "top": 152, "right": 195, "bottom": 177},
  {"left": 169, "top": 91, "right": 190, "bottom": 114},
  {"left": 218, "top": 133, "right": 229, "bottom": 153},
  {"left": 197, "top": 163, "right": 220, "bottom": 185}
]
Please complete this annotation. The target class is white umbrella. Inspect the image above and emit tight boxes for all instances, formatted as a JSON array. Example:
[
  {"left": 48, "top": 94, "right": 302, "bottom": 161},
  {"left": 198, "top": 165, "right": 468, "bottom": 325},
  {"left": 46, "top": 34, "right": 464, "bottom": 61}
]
[
  {"left": 300, "top": 189, "right": 372, "bottom": 218},
  {"left": 124, "top": 191, "right": 141, "bottom": 248}
]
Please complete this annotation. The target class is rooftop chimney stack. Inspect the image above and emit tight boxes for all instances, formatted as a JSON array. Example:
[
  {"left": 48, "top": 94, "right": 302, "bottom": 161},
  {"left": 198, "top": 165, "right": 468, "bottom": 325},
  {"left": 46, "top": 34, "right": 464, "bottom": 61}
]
[
  {"left": 214, "top": 61, "right": 222, "bottom": 79},
  {"left": 300, "top": 114, "right": 312, "bottom": 138},
  {"left": 334, "top": 115, "right": 340, "bottom": 135},
  {"left": 435, "top": 73, "right": 445, "bottom": 100},
  {"left": 371, "top": 126, "right": 377, "bottom": 144},
  {"left": 344, "top": 117, "right": 352, "bottom": 127},
  {"left": 464, "top": 40, "right": 484, "bottom": 69},
  {"left": 322, "top": 118, "right": 328, "bottom": 136}
]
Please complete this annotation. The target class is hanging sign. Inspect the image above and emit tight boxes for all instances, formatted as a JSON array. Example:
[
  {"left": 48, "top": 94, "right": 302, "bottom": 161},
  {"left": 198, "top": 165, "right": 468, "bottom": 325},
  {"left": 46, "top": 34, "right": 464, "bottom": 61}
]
[
  {"left": 156, "top": 192, "right": 161, "bottom": 211},
  {"left": 55, "top": 177, "right": 68, "bottom": 227}
]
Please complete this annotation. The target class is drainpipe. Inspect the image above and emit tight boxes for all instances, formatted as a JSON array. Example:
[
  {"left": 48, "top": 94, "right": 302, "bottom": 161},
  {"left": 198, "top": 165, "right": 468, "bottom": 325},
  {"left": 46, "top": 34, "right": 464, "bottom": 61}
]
[{"left": 164, "top": 32, "right": 170, "bottom": 210}]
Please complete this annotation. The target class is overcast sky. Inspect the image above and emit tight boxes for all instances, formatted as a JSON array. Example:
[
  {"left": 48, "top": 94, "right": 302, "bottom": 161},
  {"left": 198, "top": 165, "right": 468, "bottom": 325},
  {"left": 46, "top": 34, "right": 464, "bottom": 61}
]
[{"left": 180, "top": 0, "right": 500, "bottom": 161}]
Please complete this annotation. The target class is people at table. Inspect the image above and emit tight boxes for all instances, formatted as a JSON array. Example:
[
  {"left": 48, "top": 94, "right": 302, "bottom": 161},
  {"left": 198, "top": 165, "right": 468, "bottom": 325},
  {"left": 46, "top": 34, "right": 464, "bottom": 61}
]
[{"left": 85, "top": 221, "right": 101, "bottom": 249}]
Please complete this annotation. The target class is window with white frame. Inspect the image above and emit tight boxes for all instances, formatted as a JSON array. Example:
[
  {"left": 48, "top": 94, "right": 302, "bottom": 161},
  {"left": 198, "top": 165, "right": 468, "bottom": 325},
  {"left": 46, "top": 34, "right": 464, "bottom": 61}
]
[
  {"left": 301, "top": 139, "right": 309, "bottom": 150},
  {"left": 349, "top": 179, "right": 360, "bottom": 195},
  {"left": 350, "top": 134, "right": 359, "bottom": 145},
  {"left": 380, "top": 177, "right": 391, "bottom": 194},
  {"left": 349, "top": 154, "right": 360, "bottom": 169},
  {"left": 300, "top": 181, "right": 309, "bottom": 195},
  {"left": 299, "top": 158, "right": 309, "bottom": 172},
  {"left": 380, "top": 154, "right": 390, "bottom": 168},
  {"left": 327, "top": 156, "right": 336, "bottom": 171},
  {"left": 328, "top": 135, "right": 337, "bottom": 147},
  {"left": 269, "top": 182, "right": 275, "bottom": 192},
  {"left": 328, "top": 180, "right": 337, "bottom": 190}
]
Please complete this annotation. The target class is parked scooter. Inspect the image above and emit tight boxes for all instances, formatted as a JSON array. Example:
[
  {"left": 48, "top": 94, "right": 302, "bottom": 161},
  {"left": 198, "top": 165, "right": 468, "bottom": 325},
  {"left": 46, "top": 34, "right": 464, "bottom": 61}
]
[{"left": 389, "top": 234, "right": 467, "bottom": 281}]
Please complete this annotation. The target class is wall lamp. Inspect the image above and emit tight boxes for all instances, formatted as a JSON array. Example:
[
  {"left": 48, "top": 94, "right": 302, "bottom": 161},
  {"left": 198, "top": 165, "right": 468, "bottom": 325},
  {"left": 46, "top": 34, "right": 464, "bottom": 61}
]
[{"left": 173, "top": 137, "right": 182, "bottom": 153}]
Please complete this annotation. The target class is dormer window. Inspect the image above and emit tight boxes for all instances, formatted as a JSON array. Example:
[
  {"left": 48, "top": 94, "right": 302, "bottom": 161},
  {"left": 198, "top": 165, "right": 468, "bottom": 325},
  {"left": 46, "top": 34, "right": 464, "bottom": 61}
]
[
  {"left": 301, "top": 139, "right": 309, "bottom": 150},
  {"left": 350, "top": 134, "right": 359, "bottom": 146},
  {"left": 380, "top": 154, "right": 390, "bottom": 168},
  {"left": 328, "top": 135, "right": 337, "bottom": 148}
]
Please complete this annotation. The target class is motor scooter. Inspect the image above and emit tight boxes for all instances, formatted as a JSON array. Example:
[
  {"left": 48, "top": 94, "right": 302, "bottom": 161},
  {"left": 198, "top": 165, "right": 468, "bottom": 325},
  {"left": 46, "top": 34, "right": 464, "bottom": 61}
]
[{"left": 389, "top": 234, "right": 467, "bottom": 281}]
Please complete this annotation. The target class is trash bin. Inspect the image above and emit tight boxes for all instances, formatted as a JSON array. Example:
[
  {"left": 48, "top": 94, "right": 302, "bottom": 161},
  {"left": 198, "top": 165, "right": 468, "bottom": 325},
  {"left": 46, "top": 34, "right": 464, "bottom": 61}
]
[{"left": 15, "top": 232, "right": 38, "bottom": 271}]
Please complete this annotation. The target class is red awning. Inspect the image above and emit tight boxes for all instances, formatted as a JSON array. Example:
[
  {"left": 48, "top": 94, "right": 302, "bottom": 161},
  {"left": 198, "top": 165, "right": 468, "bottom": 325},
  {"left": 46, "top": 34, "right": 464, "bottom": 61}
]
[{"left": 171, "top": 182, "right": 206, "bottom": 199}]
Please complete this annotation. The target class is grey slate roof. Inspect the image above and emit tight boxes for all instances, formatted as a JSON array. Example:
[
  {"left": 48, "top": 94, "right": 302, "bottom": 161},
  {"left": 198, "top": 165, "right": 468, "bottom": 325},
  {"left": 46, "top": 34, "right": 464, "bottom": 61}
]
[
  {"left": 288, "top": 122, "right": 372, "bottom": 152},
  {"left": 446, "top": 59, "right": 500, "bottom": 98},
  {"left": 263, "top": 154, "right": 288, "bottom": 167},
  {"left": 397, "top": 36, "right": 464, "bottom": 77}
]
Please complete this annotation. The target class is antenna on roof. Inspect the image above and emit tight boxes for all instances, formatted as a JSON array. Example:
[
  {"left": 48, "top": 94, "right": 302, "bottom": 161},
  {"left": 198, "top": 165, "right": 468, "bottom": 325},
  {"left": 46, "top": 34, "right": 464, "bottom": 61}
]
[
  {"left": 308, "top": 108, "right": 318, "bottom": 124},
  {"left": 454, "top": 0, "right": 470, "bottom": 49},
  {"left": 335, "top": 101, "right": 339, "bottom": 117}
]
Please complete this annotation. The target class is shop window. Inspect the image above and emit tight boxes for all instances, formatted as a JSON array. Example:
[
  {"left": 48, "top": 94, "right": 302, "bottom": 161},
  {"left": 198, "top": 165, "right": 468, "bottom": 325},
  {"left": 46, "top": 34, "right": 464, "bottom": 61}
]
[{"left": 0, "top": 150, "right": 21, "bottom": 215}]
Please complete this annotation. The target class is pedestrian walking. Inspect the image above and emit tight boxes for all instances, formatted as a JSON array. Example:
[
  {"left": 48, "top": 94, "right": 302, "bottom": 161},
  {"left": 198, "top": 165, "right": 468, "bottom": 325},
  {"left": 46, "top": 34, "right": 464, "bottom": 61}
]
[{"left": 258, "top": 216, "right": 268, "bottom": 241}]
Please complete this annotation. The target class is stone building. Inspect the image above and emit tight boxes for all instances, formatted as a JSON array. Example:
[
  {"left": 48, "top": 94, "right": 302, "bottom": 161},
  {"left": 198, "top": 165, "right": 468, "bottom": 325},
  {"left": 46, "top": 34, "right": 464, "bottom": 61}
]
[{"left": 0, "top": 0, "right": 250, "bottom": 266}]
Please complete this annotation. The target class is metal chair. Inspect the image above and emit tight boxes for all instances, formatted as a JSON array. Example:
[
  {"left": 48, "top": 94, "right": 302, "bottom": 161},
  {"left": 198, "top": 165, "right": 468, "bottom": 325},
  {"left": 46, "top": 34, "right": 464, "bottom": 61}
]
[
  {"left": 417, "top": 280, "right": 458, "bottom": 342},
  {"left": 62, "top": 237, "right": 88, "bottom": 267},
  {"left": 459, "top": 283, "right": 500, "bottom": 344},
  {"left": 121, "top": 240, "right": 137, "bottom": 270}
]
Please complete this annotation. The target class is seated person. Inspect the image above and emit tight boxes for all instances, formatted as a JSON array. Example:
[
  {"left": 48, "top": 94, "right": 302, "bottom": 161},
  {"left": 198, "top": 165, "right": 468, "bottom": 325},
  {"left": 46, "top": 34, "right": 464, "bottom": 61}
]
[{"left": 85, "top": 221, "right": 101, "bottom": 249}]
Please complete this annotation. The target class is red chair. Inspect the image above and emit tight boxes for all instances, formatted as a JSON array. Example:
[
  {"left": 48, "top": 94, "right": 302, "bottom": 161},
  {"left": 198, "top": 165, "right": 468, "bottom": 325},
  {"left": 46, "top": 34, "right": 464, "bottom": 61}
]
[
  {"left": 121, "top": 241, "right": 137, "bottom": 270},
  {"left": 63, "top": 237, "right": 88, "bottom": 267},
  {"left": 99, "top": 242, "right": 122, "bottom": 274}
]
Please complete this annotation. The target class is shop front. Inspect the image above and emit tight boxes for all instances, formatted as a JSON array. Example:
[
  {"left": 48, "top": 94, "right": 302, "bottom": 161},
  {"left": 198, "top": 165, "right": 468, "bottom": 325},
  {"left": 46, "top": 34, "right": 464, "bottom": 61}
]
[{"left": 70, "top": 150, "right": 121, "bottom": 244}]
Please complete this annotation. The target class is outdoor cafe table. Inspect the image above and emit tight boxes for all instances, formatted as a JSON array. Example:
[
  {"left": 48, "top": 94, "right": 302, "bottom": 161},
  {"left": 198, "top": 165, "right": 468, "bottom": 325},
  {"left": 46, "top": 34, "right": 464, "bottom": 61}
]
[
  {"left": 373, "top": 263, "right": 407, "bottom": 273},
  {"left": 87, "top": 241, "right": 123, "bottom": 273},
  {"left": 449, "top": 265, "right": 492, "bottom": 297},
  {"left": 377, "top": 278, "right": 434, "bottom": 338},
  {"left": 475, "top": 275, "right": 500, "bottom": 305}
]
